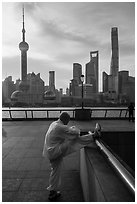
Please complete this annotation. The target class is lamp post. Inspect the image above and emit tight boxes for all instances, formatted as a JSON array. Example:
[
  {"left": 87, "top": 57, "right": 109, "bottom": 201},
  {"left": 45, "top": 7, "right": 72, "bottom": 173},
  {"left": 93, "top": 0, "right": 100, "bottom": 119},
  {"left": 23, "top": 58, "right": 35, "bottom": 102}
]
[{"left": 81, "top": 74, "right": 84, "bottom": 109}]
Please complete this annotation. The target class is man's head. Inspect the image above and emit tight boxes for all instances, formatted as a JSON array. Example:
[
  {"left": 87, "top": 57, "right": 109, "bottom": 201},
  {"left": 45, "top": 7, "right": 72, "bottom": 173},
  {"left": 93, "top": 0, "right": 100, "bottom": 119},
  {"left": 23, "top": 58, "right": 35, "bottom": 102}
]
[{"left": 59, "top": 112, "right": 70, "bottom": 125}]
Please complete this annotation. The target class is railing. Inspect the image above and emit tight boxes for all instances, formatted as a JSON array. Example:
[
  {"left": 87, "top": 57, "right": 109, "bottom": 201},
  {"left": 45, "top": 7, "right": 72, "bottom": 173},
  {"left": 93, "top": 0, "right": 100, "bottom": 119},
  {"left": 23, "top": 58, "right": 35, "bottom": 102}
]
[
  {"left": 80, "top": 135, "right": 135, "bottom": 201},
  {"left": 96, "top": 139, "right": 135, "bottom": 195},
  {"left": 2, "top": 108, "right": 75, "bottom": 120},
  {"left": 2, "top": 107, "right": 132, "bottom": 120}
]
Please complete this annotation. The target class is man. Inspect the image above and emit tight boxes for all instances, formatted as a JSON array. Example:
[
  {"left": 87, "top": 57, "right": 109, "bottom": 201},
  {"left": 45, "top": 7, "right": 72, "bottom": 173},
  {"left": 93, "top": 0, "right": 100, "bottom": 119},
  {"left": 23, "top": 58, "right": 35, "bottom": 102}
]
[
  {"left": 43, "top": 112, "right": 101, "bottom": 201},
  {"left": 128, "top": 102, "right": 134, "bottom": 122}
]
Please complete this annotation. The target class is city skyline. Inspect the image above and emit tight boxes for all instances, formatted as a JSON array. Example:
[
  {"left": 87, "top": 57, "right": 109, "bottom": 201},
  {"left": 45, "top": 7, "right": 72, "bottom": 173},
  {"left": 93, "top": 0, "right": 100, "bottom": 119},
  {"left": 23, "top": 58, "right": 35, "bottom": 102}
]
[{"left": 2, "top": 2, "right": 135, "bottom": 91}]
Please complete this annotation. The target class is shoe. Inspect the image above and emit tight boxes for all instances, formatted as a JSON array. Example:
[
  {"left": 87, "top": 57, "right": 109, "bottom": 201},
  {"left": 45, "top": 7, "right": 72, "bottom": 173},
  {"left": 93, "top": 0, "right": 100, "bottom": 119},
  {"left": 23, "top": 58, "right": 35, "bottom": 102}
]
[
  {"left": 48, "top": 190, "right": 61, "bottom": 201},
  {"left": 94, "top": 123, "right": 101, "bottom": 140}
]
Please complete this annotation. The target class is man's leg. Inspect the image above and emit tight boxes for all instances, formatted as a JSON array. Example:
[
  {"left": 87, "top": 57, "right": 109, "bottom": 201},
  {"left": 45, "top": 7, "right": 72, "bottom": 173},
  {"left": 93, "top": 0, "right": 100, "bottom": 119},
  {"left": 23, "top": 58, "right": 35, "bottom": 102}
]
[
  {"left": 60, "top": 140, "right": 77, "bottom": 156},
  {"left": 47, "top": 156, "right": 63, "bottom": 200},
  {"left": 60, "top": 136, "right": 94, "bottom": 157},
  {"left": 60, "top": 123, "right": 101, "bottom": 157}
]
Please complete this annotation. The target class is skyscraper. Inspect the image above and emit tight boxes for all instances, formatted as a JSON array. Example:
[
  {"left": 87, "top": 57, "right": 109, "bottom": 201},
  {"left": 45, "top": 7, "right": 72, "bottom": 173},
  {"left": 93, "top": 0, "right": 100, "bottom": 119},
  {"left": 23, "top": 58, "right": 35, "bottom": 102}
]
[
  {"left": 49, "top": 71, "right": 55, "bottom": 92},
  {"left": 110, "top": 27, "right": 119, "bottom": 76},
  {"left": 2, "top": 76, "right": 16, "bottom": 103},
  {"left": 11, "top": 6, "right": 30, "bottom": 104},
  {"left": 85, "top": 51, "right": 98, "bottom": 93},
  {"left": 19, "top": 7, "right": 29, "bottom": 81},
  {"left": 102, "top": 71, "right": 108, "bottom": 93},
  {"left": 73, "top": 63, "right": 82, "bottom": 85},
  {"left": 69, "top": 63, "right": 82, "bottom": 97},
  {"left": 110, "top": 27, "right": 119, "bottom": 95},
  {"left": 11, "top": 7, "right": 44, "bottom": 105}
]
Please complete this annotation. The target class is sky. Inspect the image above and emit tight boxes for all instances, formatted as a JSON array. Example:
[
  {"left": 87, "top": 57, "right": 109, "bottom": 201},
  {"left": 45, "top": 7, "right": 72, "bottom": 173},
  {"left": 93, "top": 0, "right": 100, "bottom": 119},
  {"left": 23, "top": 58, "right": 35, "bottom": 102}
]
[{"left": 2, "top": 2, "right": 135, "bottom": 92}]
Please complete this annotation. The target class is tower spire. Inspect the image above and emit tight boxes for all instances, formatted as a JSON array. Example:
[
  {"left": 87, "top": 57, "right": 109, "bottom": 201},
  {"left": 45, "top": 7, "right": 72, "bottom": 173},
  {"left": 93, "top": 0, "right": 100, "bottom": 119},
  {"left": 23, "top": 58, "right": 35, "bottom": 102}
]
[
  {"left": 19, "top": 4, "right": 29, "bottom": 82},
  {"left": 22, "top": 5, "right": 25, "bottom": 42}
]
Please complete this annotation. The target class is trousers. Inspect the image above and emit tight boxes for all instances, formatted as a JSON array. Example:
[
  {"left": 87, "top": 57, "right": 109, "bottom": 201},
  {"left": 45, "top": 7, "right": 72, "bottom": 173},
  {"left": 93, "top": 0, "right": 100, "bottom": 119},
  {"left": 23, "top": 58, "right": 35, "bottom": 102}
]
[{"left": 46, "top": 139, "right": 92, "bottom": 191}]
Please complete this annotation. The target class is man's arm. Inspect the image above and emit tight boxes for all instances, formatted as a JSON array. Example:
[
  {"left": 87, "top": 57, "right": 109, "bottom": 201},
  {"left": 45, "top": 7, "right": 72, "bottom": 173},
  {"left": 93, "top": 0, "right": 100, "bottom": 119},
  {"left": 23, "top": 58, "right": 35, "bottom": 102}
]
[{"left": 60, "top": 125, "right": 80, "bottom": 140}]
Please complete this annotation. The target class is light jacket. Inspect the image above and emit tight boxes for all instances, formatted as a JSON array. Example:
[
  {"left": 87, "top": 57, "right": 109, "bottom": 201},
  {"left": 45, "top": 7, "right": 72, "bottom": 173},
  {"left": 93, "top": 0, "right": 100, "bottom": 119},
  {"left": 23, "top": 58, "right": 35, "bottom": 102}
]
[{"left": 42, "top": 119, "right": 80, "bottom": 159}]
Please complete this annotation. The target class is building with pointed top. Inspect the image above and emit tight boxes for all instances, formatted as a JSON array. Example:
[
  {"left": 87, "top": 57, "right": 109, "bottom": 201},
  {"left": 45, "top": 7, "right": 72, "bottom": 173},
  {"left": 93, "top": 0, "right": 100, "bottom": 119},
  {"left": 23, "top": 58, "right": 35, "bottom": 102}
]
[
  {"left": 102, "top": 27, "right": 119, "bottom": 101},
  {"left": 110, "top": 27, "right": 119, "bottom": 96},
  {"left": 11, "top": 7, "right": 44, "bottom": 106},
  {"left": 85, "top": 51, "right": 99, "bottom": 93},
  {"left": 73, "top": 63, "right": 82, "bottom": 85},
  {"left": 102, "top": 27, "right": 135, "bottom": 103},
  {"left": 19, "top": 7, "right": 29, "bottom": 82}
]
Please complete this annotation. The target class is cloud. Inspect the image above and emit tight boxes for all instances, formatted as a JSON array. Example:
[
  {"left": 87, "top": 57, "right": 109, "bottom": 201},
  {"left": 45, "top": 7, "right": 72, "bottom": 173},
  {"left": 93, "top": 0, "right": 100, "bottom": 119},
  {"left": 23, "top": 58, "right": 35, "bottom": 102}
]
[
  {"left": 2, "top": 2, "right": 135, "bottom": 91},
  {"left": 120, "top": 43, "right": 135, "bottom": 58},
  {"left": 2, "top": 56, "right": 20, "bottom": 80}
]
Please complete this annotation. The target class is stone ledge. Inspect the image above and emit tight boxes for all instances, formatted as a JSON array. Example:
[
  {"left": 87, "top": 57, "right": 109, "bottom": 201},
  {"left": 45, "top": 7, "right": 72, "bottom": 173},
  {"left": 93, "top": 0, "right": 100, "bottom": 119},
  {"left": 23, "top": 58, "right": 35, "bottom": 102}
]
[{"left": 80, "top": 146, "right": 134, "bottom": 202}]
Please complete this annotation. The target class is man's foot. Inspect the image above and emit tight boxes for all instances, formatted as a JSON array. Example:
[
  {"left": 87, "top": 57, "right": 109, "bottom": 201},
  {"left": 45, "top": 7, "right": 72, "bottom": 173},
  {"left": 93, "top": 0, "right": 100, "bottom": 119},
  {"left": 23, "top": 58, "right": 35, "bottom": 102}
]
[{"left": 48, "top": 190, "right": 61, "bottom": 201}]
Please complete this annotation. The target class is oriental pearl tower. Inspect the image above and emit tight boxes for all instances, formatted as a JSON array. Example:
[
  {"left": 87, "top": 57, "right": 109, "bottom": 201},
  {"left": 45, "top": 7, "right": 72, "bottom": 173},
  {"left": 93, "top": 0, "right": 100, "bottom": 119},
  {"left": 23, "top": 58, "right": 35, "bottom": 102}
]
[{"left": 19, "top": 6, "right": 29, "bottom": 92}]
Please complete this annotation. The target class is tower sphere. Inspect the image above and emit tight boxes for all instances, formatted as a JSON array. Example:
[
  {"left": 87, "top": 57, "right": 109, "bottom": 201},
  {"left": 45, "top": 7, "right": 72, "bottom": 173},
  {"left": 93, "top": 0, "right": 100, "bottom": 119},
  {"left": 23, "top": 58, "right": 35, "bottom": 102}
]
[
  {"left": 19, "top": 41, "right": 29, "bottom": 51},
  {"left": 11, "top": 90, "right": 23, "bottom": 100}
]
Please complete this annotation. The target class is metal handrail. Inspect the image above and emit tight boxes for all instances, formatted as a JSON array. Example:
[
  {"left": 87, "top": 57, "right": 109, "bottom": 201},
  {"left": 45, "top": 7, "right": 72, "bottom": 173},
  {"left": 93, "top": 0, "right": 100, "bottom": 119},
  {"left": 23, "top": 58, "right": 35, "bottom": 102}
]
[
  {"left": 2, "top": 107, "right": 132, "bottom": 120},
  {"left": 95, "top": 139, "right": 135, "bottom": 195}
]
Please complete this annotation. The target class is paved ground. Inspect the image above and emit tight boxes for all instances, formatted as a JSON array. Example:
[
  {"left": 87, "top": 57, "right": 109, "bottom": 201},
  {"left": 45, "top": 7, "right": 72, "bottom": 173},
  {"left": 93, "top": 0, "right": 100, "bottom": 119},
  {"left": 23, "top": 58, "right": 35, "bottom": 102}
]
[{"left": 2, "top": 120, "right": 135, "bottom": 202}]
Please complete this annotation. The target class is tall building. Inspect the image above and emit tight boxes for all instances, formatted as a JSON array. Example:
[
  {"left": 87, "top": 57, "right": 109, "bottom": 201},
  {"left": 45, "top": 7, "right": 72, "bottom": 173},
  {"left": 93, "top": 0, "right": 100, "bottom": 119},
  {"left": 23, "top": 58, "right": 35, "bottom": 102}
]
[
  {"left": 49, "top": 71, "right": 55, "bottom": 92},
  {"left": 27, "top": 72, "right": 44, "bottom": 104},
  {"left": 69, "top": 63, "right": 82, "bottom": 97},
  {"left": 110, "top": 27, "right": 119, "bottom": 95},
  {"left": 102, "top": 72, "right": 108, "bottom": 93},
  {"left": 85, "top": 51, "right": 99, "bottom": 93},
  {"left": 118, "top": 71, "right": 135, "bottom": 103},
  {"left": 84, "top": 84, "right": 93, "bottom": 97},
  {"left": 73, "top": 63, "right": 82, "bottom": 85},
  {"left": 70, "top": 79, "right": 81, "bottom": 97},
  {"left": 11, "top": 72, "right": 45, "bottom": 105},
  {"left": 102, "top": 27, "right": 119, "bottom": 100},
  {"left": 19, "top": 7, "right": 29, "bottom": 82},
  {"left": 102, "top": 69, "right": 135, "bottom": 103},
  {"left": 44, "top": 71, "right": 56, "bottom": 102},
  {"left": 110, "top": 27, "right": 119, "bottom": 76},
  {"left": 118, "top": 71, "right": 128, "bottom": 94},
  {"left": 11, "top": 6, "right": 29, "bottom": 104},
  {"left": 2, "top": 76, "right": 16, "bottom": 103},
  {"left": 66, "top": 88, "right": 69, "bottom": 96},
  {"left": 11, "top": 7, "right": 45, "bottom": 106}
]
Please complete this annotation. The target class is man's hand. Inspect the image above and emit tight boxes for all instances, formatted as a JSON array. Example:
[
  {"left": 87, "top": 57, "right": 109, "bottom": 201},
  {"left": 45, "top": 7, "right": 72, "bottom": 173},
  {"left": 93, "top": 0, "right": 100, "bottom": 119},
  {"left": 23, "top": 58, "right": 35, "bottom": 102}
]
[
  {"left": 67, "top": 126, "right": 80, "bottom": 140},
  {"left": 69, "top": 126, "right": 80, "bottom": 134}
]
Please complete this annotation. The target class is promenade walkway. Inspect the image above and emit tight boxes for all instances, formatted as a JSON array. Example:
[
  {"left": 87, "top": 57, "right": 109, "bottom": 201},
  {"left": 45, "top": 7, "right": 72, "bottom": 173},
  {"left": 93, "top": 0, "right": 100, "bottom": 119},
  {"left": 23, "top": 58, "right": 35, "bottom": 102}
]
[{"left": 2, "top": 120, "right": 134, "bottom": 202}]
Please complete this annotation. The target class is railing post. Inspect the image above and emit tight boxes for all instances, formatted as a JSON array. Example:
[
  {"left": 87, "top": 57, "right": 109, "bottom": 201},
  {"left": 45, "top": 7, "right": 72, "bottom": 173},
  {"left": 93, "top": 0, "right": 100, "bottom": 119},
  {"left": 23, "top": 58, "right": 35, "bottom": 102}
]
[
  {"left": 9, "top": 110, "right": 12, "bottom": 120},
  {"left": 105, "top": 110, "right": 107, "bottom": 118},
  {"left": 73, "top": 110, "right": 75, "bottom": 119},
  {"left": 119, "top": 110, "right": 122, "bottom": 118},
  {"left": 25, "top": 110, "right": 27, "bottom": 119},
  {"left": 31, "top": 110, "right": 33, "bottom": 119},
  {"left": 90, "top": 110, "right": 92, "bottom": 118},
  {"left": 47, "top": 111, "right": 49, "bottom": 118},
  {"left": 125, "top": 110, "right": 128, "bottom": 118}
]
